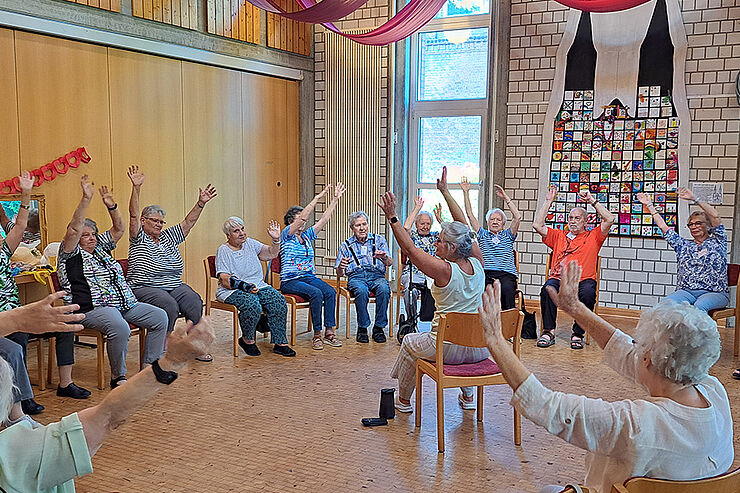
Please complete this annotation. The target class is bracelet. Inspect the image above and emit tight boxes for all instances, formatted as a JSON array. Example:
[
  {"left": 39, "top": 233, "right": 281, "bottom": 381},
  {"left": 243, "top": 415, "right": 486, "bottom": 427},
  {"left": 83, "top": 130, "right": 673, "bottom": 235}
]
[
  {"left": 19, "top": 204, "right": 30, "bottom": 210},
  {"left": 390, "top": 216, "right": 399, "bottom": 224},
  {"left": 196, "top": 201, "right": 205, "bottom": 209},
  {"left": 690, "top": 199, "right": 700, "bottom": 206},
  {"left": 107, "top": 203, "right": 118, "bottom": 211},
  {"left": 272, "top": 239, "right": 280, "bottom": 245},
  {"left": 590, "top": 200, "right": 598, "bottom": 206}
]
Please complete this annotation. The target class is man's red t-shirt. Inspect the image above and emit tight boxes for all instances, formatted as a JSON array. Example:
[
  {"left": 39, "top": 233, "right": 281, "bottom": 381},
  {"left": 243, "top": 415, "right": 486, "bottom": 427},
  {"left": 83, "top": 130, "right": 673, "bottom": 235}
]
[{"left": 543, "top": 227, "right": 608, "bottom": 281}]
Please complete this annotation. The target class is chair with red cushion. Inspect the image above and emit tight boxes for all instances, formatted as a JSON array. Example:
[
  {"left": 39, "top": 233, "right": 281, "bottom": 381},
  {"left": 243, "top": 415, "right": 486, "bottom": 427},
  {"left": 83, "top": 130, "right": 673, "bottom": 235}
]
[
  {"left": 708, "top": 263, "right": 740, "bottom": 357},
  {"left": 203, "top": 256, "right": 243, "bottom": 357},
  {"left": 268, "top": 256, "right": 312, "bottom": 346},
  {"left": 415, "top": 309, "right": 523, "bottom": 452}
]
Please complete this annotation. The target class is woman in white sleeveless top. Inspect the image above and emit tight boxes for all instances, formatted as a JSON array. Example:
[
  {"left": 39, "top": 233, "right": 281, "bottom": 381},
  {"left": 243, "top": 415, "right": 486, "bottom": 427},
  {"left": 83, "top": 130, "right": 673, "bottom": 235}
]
[{"left": 378, "top": 167, "right": 489, "bottom": 412}]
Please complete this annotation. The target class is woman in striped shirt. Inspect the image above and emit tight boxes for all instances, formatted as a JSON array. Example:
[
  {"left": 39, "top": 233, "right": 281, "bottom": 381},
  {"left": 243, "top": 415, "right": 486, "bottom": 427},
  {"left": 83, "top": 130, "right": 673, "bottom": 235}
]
[{"left": 460, "top": 179, "right": 521, "bottom": 309}]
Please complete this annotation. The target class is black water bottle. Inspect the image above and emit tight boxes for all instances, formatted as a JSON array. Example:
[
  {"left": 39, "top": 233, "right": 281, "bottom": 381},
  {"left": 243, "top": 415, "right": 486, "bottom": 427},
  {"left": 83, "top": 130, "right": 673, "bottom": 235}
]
[{"left": 379, "top": 388, "right": 395, "bottom": 419}]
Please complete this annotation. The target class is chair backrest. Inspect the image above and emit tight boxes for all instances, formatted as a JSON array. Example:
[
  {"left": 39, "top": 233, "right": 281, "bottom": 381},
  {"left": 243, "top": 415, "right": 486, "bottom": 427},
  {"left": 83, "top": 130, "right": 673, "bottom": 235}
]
[
  {"left": 611, "top": 467, "right": 740, "bottom": 493},
  {"left": 437, "top": 309, "right": 522, "bottom": 350},
  {"left": 728, "top": 263, "right": 740, "bottom": 287},
  {"left": 514, "top": 250, "right": 519, "bottom": 272},
  {"left": 116, "top": 258, "right": 129, "bottom": 277},
  {"left": 49, "top": 270, "right": 61, "bottom": 293},
  {"left": 206, "top": 255, "right": 217, "bottom": 278}
]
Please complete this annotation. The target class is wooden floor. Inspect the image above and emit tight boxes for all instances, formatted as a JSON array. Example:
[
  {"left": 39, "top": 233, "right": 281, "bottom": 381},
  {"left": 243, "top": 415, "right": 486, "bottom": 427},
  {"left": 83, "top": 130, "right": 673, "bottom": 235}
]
[{"left": 28, "top": 307, "right": 740, "bottom": 493}]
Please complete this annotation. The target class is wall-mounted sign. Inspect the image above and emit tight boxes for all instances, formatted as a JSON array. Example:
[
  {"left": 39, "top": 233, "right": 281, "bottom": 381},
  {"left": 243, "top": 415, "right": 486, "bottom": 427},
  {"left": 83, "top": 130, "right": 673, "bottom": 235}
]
[
  {"left": 691, "top": 182, "right": 723, "bottom": 205},
  {"left": 1, "top": 147, "right": 91, "bottom": 194}
]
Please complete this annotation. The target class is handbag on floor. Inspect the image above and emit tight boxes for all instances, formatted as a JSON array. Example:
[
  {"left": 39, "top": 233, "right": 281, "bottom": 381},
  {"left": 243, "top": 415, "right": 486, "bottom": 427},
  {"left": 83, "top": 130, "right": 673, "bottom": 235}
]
[
  {"left": 256, "top": 313, "right": 270, "bottom": 334},
  {"left": 517, "top": 290, "right": 538, "bottom": 339}
]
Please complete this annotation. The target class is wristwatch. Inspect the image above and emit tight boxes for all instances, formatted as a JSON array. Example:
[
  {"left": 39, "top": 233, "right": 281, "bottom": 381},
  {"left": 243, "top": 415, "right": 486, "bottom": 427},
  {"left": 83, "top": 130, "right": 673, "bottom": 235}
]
[
  {"left": 390, "top": 216, "right": 399, "bottom": 224},
  {"left": 151, "top": 359, "right": 178, "bottom": 385}
]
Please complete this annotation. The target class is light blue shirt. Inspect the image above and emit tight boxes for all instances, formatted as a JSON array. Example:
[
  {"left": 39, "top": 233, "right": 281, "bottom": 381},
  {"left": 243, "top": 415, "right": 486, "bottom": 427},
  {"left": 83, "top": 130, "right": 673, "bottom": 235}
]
[
  {"left": 334, "top": 233, "right": 390, "bottom": 276},
  {"left": 279, "top": 226, "right": 317, "bottom": 281}
]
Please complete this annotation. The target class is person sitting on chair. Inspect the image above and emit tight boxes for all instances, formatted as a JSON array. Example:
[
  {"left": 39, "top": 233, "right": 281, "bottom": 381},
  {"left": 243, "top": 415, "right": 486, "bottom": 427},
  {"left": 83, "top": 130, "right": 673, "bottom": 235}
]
[
  {"left": 335, "top": 211, "right": 392, "bottom": 343},
  {"left": 126, "top": 165, "right": 216, "bottom": 362},
  {"left": 479, "top": 261, "right": 733, "bottom": 493},
  {"left": 401, "top": 196, "right": 439, "bottom": 329},
  {"left": 533, "top": 185, "right": 615, "bottom": 350},
  {"left": 460, "top": 178, "right": 521, "bottom": 309},
  {"left": 216, "top": 216, "right": 295, "bottom": 357}
]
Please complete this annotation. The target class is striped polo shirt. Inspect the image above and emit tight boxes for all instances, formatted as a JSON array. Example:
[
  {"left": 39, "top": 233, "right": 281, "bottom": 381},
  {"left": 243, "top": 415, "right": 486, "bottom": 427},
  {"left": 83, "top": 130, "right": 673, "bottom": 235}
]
[
  {"left": 477, "top": 227, "right": 518, "bottom": 277},
  {"left": 279, "top": 226, "right": 317, "bottom": 282},
  {"left": 127, "top": 225, "right": 186, "bottom": 290}
]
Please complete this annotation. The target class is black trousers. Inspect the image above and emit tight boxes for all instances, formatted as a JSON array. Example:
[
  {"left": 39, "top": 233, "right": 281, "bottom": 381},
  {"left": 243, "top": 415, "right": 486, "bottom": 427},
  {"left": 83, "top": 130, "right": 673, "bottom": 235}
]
[
  {"left": 6, "top": 331, "right": 76, "bottom": 367},
  {"left": 484, "top": 270, "right": 518, "bottom": 310},
  {"left": 540, "top": 278, "right": 597, "bottom": 337}
]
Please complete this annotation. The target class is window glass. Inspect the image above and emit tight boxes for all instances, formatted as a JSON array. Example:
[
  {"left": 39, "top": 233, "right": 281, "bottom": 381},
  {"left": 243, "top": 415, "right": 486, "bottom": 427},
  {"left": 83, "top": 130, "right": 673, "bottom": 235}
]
[
  {"left": 416, "top": 189, "right": 479, "bottom": 231},
  {"left": 418, "top": 116, "right": 481, "bottom": 184},
  {"left": 434, "top": 0, "right": 490, "bottom": 18}
]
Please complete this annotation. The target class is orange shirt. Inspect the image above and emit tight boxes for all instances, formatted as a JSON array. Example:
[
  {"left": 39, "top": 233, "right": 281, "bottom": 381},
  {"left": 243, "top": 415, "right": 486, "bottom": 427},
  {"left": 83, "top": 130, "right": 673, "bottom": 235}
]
[{"left": 543, "top": 227, "right": 607, "bottom": 280}]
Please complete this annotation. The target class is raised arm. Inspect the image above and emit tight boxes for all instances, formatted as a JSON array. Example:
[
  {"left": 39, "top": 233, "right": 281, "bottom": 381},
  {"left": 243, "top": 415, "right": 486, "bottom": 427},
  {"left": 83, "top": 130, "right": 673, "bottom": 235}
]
[
  {"left": 437, "top": 168, "right": 483, "bottom": 265},
  {"left": 100, "top": 186, "right": 124, "bottom": 244},
  {"left": 377, "top": 192, "right": 453, "bottom": 284},
  {"left": 432, "top": 203, "right": 444, "bottom": 225},
  {"left": 62, "top": 175, "right": 95, "bottom": 253},
  {"left": 289, "top": 185, "right": 330, "bottom": 236},
  {"left": 258, "top": 220, "right": 281, "bottom": 260},
  {"left": 579, "top": 190, "right": 615, "bottom": 237},
  {"left": 180, "top": 184, "right": 217, "bottom": 237},
  {"left": 533, "top": 185, "right": 558, "bottom": 238},
  {"left": 460, "top": 178, "right": 481, "bottom": 232},
  {"left": 313, "top": 182, "right": 345, "bottom": 235},
  {"left": 127, "top": 165, "right": 144, "bottom": 239},
  {"left": 636, "top": 192, "right": 669, "bottom": 234},
  {"left": 3, "top": 171, "right": 34, "bottom": 253},
  {"left": 679, "top": 187, "right": 721, "bottom": 227},
  {"left": 403, "top": 196, "right": 424, "bottom": 232},
  {"left": 78, "top": 318, "right": 214, "bottom": 456},
  {"left": 495, "top": 185, "right": 522, "bottom": 235}
]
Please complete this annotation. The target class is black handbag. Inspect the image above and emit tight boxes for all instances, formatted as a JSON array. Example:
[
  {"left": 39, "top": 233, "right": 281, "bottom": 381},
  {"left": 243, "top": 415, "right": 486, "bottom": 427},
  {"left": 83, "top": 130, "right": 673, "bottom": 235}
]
[
  {"left": 256, "top": 313, "right": 270, "bottom": 334},
  {"left": 516, "top": 290, "right": 538, "bottom": 339}
]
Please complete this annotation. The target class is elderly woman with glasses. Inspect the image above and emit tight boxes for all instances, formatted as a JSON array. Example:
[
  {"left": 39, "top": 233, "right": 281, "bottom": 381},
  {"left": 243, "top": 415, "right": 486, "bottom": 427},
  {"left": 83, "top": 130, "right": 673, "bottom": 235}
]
[
  {"left": 480, "top": 261, "right": 732, "bottom": 493},
  {"left": 126, "top": 165, "right": 216, "bottom": 361},
  {"left": 59, "top": 175, "right": 168, "bottom": 388},
  {"left": 460, "top": 178, "right": 522, "bottom": 310},
  {"left": 400, "top": 197, "right": 439, "bottom": 326}
]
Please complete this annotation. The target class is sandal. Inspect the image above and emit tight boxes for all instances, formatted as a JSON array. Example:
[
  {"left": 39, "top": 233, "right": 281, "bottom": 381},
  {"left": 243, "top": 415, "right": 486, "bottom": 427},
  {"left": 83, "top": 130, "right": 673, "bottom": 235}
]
[
  {"left": 570, "top": 335, "right": 584, "bottom": 350},
  {"left": 312, "top": 336, "right": 324, "bottom": 351},
  {"left": 323, "top": 331, "right": 343, "bottom": 348},
  {"left": 195, "top": 353, "right": 213, "bottom": 362},
  {"left": 732, "top": 368, "right": 740, "bottom": 380},
  {"left": 536, "top": 331, "right": 555, "bottom": 348}
]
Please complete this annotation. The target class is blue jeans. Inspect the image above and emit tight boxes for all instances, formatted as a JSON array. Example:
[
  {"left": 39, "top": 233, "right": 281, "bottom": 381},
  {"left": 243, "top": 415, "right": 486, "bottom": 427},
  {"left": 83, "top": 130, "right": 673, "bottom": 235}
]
[
  {"left": 663, "top": 289, "right": 730, "bottom": 313},
  {"left": 281, "top": 275, "right": 336, "bottom": 333},
  {"left": 347, "top": 269, "right": 390, "bottom": 329}
]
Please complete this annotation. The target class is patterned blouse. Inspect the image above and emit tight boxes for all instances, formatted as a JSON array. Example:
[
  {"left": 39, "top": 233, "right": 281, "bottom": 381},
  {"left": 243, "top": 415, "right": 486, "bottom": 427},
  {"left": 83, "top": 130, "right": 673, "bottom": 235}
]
[
  {"left": 0, "top": 242, "right": 20, "bottom": 312},
  {"left": 664, "top": 224, "right": 728, "bottom": 293},
  {"left": 405, "top": 230, "right": 439, "bottom": 283}
]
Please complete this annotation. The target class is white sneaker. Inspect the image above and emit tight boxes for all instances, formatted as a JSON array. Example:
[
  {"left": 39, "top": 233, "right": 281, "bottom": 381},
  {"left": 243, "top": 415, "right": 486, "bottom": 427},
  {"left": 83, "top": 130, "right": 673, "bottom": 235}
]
[
  {"left": 394, "top": 395, "right": 413, "bottom": 413},
  {"left": 458, "top": 392, "right": 476, "bottom": 410}
]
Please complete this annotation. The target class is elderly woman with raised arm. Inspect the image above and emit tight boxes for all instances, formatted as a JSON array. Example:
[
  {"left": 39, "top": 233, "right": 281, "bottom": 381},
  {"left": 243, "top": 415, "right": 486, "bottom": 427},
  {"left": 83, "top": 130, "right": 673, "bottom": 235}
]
[
  {"left": 400, "top": 197, "right": 439, "bottom": 325},
  {"left": 126, "top": 165, "right": 216, "bottom": 362},
  {"left": 216, "top": 216, "right": 295, "bottom": 357},
  {"left": 280, "top": 183, "right": 345, "bottom": 351},
  {"left": 58, "top": 175, "right": 168, "bottom": 388},
  {"left": 380, "top": 167, "right": 489, "bottom": 412},
  {"left": 0, "top": 292, "right": 215, "bottom": 493},
  {"left": 480, "top": 261, "right": 733, "bottom": 493},
  {"left": 461, "top": 178, "right": 522, "bottom": 309}
]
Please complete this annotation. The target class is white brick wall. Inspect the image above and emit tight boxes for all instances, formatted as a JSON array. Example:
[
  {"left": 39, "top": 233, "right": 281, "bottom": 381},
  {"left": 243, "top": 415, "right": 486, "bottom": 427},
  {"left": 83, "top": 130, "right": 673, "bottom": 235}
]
[{"left": 507, "top": 0, "right": 738, "bottom": 310}]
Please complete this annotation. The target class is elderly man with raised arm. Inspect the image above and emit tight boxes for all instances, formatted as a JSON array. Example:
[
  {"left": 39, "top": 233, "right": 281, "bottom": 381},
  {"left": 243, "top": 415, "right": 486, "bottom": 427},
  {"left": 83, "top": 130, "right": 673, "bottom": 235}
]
[
  {"left": 533, "top": 186, "right": 615, "bottom": 350},
  {"left": 335, "top": 211, "right": 393, "bottom": 343},
  {"left": 480, "top": 262, "right": 733, "bottom": 493},
  {"left": 0, "top": 291, "right": 215, "bottom": 493}
]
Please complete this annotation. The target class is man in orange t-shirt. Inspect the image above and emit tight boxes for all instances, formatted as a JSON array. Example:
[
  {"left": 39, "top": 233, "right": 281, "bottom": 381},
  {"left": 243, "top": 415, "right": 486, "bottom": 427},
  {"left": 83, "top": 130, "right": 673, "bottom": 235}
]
[{"left": 533, "top": 186, "right": 615, "bottom": 349}]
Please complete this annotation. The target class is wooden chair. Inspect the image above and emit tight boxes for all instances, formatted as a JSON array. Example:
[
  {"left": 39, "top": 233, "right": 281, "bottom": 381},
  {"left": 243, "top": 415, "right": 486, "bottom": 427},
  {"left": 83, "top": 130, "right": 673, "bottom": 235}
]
[
  {"left": 336, "top": 267, "right": 394, "bottom": 339},
  {"left": 27, "top": 335, "right": 55, "bottom": 390},
  {"left": 708, "top": 263, "right": 739, "bottom": 357},
  {"left": 610, "top": 466, "right": 740, "bottom": 492},
  {"left": 545, "top": 253, "right": 601, "bottom": 345},
  {"left": 267, "top": 256, "right": 312, "bottom": 346},
  {"left": 49, "top": 267, "right": 146, "bottom": 390},
  {"left": 203, "top": 256, "right": 242, "bottom": 357},
  {"left": 415, "top": 310, "right": 524, "bottom": 453}
]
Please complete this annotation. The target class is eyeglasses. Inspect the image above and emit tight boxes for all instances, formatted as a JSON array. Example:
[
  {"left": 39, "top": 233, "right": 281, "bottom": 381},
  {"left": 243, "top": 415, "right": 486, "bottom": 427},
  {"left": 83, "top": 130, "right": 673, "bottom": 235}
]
[
  {"left": 144, "top": 217, "right": 166, "bottom": 226},
  {"left": 687, "top": 221, "right": 705, "bottom": 228}
]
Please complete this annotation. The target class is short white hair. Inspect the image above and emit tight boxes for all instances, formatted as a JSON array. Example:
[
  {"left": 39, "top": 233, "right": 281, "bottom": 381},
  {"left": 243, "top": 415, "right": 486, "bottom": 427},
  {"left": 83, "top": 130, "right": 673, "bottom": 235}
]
[
  {"left": 348, "top": 211, "right": 369, "bottom": 228},
  {"left": 415, "top": 211, "right": 433, "bottom": 224},
  {"left": 0, "top": 357, "right": 15, "bottom": 424},
  {"left": 633, "top": 301, "right": 721, "bottom": 385},
  {"left": 222, "top": 216, "right": 245, "bottom": 235},
  {"left": 485, "top": 208, "right": 507, "bottom": 224},
  {"left": 142, "top": 205, "right": 166, "bottom": 218}
]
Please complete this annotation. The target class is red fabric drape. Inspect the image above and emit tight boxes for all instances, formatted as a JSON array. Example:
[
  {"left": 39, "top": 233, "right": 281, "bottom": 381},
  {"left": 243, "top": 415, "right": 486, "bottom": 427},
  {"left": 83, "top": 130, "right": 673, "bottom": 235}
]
[
  {"left": 245, "top": 0, "right": 370, "bottom": 23},
  {"left": 554, "top": 0, "right": 653, "bottom": 13}
]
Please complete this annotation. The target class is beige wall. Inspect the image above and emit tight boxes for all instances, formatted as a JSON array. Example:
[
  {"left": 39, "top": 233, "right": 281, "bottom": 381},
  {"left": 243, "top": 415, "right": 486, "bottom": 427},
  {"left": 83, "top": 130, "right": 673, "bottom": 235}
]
[{"left": 0, "top": 28, "right": 299, "bottom": 296}]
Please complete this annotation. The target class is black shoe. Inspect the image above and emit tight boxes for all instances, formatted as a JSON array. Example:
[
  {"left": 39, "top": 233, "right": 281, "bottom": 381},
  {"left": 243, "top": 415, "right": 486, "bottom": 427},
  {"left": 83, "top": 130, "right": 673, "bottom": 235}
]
[
  {"left": 110, "top": 376, "right": 127, "bottom": 389},
  {"left": 57, "top": 383, "right": 91, "bottom": 399},
  {"left": 21, "top": 398, "right": 44, "bottom": 415},
  {"left": 273, "top": 344, "right": 296, "bottom": 357},
  {"left": 372, "top": 326, "right": 387, "bottom": 343},
  {"left": 239, "top": 338, "right": 261, "bottom": 356},
  {"left": 356, "top": 328, "right": 369, "bottom": 343}
]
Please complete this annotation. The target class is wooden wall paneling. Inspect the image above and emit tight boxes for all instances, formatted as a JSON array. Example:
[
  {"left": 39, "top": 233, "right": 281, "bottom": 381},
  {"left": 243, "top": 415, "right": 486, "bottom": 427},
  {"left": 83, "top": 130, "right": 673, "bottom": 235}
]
[
  {"left": 111, "top": 0, "right": 121, "bottom": 11},
  {"left": 285, "top": 80, "right": 300, "bottom": 210},
  {"left": 215, "top": 0, "right": 224, "bottom": 36},
  {"left": 144, "top": 0, "right": 153, "bottom": 20},
  {"left": 207, "top": 0, "right": 216, "bottom": 34},
  {"left": 0, "top": 29, "right": 20, "bottom": 178},
  {"left": 107, "top": 48, "right": 185, "bottom": 268},
  {"left": 239, "top": 1, "right": 246, "bottom": 42},
  {"left": 172, "top": 0, "right": 181, "bottom": 27},
  {"left": 14, "top": 32, "right": 112, "bottom": 243},
  {"left": 181, "top": 62, "right": 244, "bottom": 294},
  {"left": 163, "top": 0, "right": 172, "bottom": 24},
  {"left": 133, "top": 0, "right": 143, "bottom": 17},
  {"left": 188, "top": 0, "right": 197, "bottom": 30},
  {"left": 153, "top": 0, "right": 163, "bottom": 21}
]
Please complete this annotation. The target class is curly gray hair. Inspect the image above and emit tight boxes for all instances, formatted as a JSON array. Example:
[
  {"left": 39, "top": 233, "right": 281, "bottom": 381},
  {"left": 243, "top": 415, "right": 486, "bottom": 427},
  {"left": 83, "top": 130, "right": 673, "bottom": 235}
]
[
  {"left": 348, "top": 211, "right": 369, "bottom": 228},
  {"left": 142, "top": 205, "right": 166, "bottom": 218},
  {"left": 440, "top": 221, "right": 474, "bottom": 259},
  {"left": 633, "top": 301, "right": 721, "bottom": 386},
  {"left": 0, "top": 357, "right": 15, "bottom": 424},
  {"left": 222, "top": 216, "right": 245, "bottom": 235}
]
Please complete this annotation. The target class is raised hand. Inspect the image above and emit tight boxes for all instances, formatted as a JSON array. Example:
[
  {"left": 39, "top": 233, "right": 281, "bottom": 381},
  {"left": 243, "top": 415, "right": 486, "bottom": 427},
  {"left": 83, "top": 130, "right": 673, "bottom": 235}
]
[
  {"left": 81, "top": 175, "right": 95, "bottom": 200},
  {"left": 677, "top": 187, "right": 695, "bottom": 202},
  {"left": 436, "top": 166, "right": 449, "bottom": 193},
  {"left": 376, "top": 191, "right": 397, "bottom": 218},
  {"left": 15, "top": 292, "right": 85, "bottom": 334},
  {"left": 433, "top": 203, "right": 444, "bottom": 223},
  {"left": 18, "top": 171, "right": 34, "bottom": 194},
  {"left": 460, "top": 177, "right": 471, "bottom": 193},
  {"left": 479, "top": 281, "right": 503, "bottom": 348},
  {"left": 545, "top": 185, "right": 558, "bottom": 202},
  {"left": 578, "top": 190, "right": 593, "bottom": 203},
  {"left": 494, "top": 184, "right": 509, "bottom": 200},
  {"left": 636, "top": 192, "right": 653, "bottom": 207},
  {"left": 98, "top": 186, "right": 116, "bottom": 209},
  {"left": 162, "top": 318, "right": 215, "bottom": 367},
  {"left": 127, "top": 165, "right": 145, "bottom": 187},
  {"left": 334, "top": 182, "right": 346, "bottom": 199},
  {"left": 546, "top": 261, "right": 583, "bottom": 314},
  {"left": 414, "top": 196, "right": 424, "bottom": 210},
  {"left": 198, "top": 184, "right": 218, "bottom": 205},
  {"left": 267, "top": 220, "right": 281, "bottom": 241}
]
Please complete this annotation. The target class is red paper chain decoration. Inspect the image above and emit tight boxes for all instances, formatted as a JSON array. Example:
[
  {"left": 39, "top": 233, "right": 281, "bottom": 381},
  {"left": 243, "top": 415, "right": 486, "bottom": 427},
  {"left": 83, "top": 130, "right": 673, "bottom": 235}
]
[{"left": 0, "top": 147, "right": 91, "bottom": 195}]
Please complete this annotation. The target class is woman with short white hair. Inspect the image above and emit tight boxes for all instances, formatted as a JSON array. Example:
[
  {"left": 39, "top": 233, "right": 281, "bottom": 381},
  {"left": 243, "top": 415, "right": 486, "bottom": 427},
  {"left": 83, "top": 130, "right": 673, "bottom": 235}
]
[
  {"left": 401, "top": 197, "right": 439, "bottom": 325},
  {"left": 215, "top": 217, "right": 295, "bottom": 357},
  {"left": 480, "top": 261, "right": 733, "bottom": 493}
]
